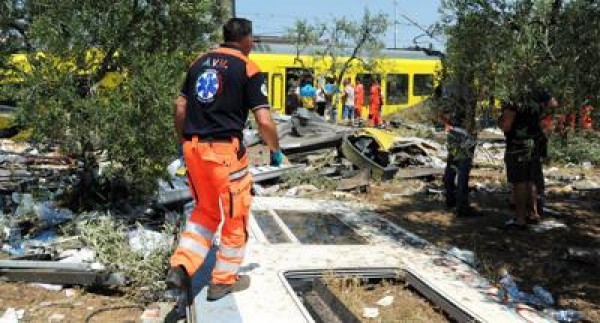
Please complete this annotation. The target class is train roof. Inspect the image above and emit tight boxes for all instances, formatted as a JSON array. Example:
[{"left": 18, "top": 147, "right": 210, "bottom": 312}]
[{"left": 252, "top": 42, "right": 442, "bottom": 60}]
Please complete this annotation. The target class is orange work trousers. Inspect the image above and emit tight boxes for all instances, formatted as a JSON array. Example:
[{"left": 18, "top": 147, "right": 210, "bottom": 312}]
[
  {"left": 170, "top": 136, "right": 252, "bottom": 285},
  {"left": 369, "top": 105, "right": 382, "bottom": 126}
]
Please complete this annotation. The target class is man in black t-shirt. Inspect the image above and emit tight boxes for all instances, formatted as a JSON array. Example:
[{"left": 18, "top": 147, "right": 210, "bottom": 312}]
[
  {"left": 166, "top": 18, "right": 283, "bottom": 317},
  {"left": 501, "top": 91, "right": 557, "bottom": 229}
]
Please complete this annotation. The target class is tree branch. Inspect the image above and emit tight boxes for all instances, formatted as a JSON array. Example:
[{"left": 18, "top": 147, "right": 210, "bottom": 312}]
[{"left": 90, "top": 0, "right": 142, "bottom": 88}]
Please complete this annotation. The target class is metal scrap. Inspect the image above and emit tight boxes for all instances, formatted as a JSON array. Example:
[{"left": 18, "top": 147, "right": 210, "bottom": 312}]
[{"left": 341, "top": 128, "right": 446, "bottom": 181}]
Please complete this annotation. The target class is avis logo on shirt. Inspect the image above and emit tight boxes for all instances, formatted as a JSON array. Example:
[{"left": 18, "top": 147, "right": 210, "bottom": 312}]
[{"left": 196, "top": 69, "right": 221, "bottom": 103}]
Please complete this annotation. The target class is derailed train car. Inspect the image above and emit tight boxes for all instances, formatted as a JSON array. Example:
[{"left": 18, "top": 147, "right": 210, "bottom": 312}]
[{"left": 249, "top": 41, "right": 442, "bottom": 118}]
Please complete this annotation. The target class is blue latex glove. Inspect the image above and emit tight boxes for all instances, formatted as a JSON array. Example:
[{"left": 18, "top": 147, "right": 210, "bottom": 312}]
[
  {"left": 270, "top": 149, "right": 284, "bottom": 167},
  {"left": 177, "top": 143, "right": 184, "bottom": 157}
]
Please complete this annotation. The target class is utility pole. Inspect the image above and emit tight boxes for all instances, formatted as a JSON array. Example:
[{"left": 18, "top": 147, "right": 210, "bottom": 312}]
[
  {"left": 393, "top": 0, "right": 398, "bottom": 49},
  {"left": 230, "top": 0, "right": 236, "bottom": 18}
]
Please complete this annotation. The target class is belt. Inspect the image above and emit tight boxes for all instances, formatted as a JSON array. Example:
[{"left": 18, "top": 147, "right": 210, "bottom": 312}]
[{"left": 183, "top": 134, "right": 238, "bottom": 143}]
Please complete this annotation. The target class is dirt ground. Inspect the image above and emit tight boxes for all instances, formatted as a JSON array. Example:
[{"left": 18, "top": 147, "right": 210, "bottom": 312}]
[
  {"left": 327, "top": 278, "right": 449, "bottom": 322},
  {"left": 0, "top": 282, "right": 143, "bottom": 323},
  {"left": 360, "top": 168, "right": 600, "bottom": 322}
]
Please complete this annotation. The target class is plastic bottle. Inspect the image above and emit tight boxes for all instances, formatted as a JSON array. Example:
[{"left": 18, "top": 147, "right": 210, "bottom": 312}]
[
  {"left": 544, "top": 309, "right": 584, "bottom": 322},
  {"left": 497, "top": 272, "right": 522, "bottom": 303},
  {"left": 533, "top": 285, "right": 555, "bottom": 306}
]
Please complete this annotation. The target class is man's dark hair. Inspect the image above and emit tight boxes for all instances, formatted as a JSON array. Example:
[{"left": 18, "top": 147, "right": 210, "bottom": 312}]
[
  {"left": 223, "top": 18, "right": 253, "bottom": 42},
  {"left": 534, "top": 89, "right": 553, "bottom": 104}
]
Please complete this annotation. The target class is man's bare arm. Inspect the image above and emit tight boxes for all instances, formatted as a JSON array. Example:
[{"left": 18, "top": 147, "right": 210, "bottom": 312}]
[
  {"left": 252, "top": 107, "right": 280, "bottom": 151},
  {"left": 174, "top": 96, "right": 187, "bottom": 142},
  {"left": 500, "top": 109, "right": 516, "bottom": 133}
]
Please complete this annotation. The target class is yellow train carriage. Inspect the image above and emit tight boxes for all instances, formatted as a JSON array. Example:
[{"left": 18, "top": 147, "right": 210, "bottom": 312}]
[
  {"left": 0, "top": 50, "right": 122, "bottom": 89},
  {"left": 249, "top": 42, "right": 442, "bottom": 117}
]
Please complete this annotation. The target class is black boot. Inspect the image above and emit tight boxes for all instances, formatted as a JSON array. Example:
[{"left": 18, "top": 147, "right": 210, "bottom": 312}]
[
  {"left": 207, "top": 275, "right": 251, "bottom": 302},
  {"left": 164, "top": 266, "right": 191, "bottom": 323}
]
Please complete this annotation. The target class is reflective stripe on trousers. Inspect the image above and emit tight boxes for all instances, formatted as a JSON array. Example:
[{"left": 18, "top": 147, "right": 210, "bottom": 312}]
[{"left": 170, "top": 136, "right": 252, "bottom": 284}]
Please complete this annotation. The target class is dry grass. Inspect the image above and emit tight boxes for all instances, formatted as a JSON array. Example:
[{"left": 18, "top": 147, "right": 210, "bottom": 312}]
[
  {"left": 322, "top": 273, "right": 449, "bottom": 322},
  {"left": 280, "top": 170, "right": 337, "bottom": 190},
  {"left": 78, "top": 216, "right": 175, "bottom": 302}
]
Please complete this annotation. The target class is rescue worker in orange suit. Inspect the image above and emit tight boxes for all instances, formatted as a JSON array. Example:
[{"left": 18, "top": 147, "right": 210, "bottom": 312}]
[
  {"left": 166, "top": 18, "right": 283, "bottom": 315},
  {"left": 369, "top": 79, "right": 383, "bottom": 127},
  {"left": 354, "top": 79, "right": 365, "bottom": 123}
]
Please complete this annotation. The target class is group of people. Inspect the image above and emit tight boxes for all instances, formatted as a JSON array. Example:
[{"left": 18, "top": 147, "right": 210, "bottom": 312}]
[
  {"left": 287, "top": 75, "right": 384, "bottom": 126},
  {"left": 441, "top": 84, "right": 559, "bottom": 230}
]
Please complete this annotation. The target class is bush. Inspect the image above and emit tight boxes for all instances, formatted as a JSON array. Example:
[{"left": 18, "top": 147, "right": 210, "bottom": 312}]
[
  {"left": 2, "top": 0, "right": 226, "bottom": 207},
  {"left": 547, "top": 133, "right": 600, "bottom": 166}
]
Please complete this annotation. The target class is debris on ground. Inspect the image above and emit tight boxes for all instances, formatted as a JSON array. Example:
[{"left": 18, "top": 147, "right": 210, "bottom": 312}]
[
  {"left": 285, "top": 184, "right": 319, "bottom": 197},
  {"left": 0, "top": 308, "right": 25, "bottom": 323},
  {"left": 362, "top": 307, "right": 379, "bottom": 319},
  {"left": 272, "top": 109, "right": 352, "bottom": 160},
  {"left": 341, "top": 128, "right": 445, "bottom": 180},
  {"left": 565, "top": 247, "right": 600, "bottom": 267},
  {"left": 0, "top": 139, "right": 77, "bottom": 192},
  {"left": 1, "top": 117, "right": 598, "bottom": 320},
  {"left": 544, "top": 309, "right": 585, "bottom": 322},
  {"left": 446, "top": 246, "right": 475, "bottom": 266},
  {"left": 497, "top": 269, "right": 566, "bottom": 311},
  {"left": 530, "top": 219, "right": 569, "bottom": 233},
  {"left": 375, "top": 295, "right": 394, "bottom": 307},
  {"left": 127, "top": 227, "right": 171, "bottom": 258},
  {"left": 336, "top": 169, "right": 370, "bottom": 192}
]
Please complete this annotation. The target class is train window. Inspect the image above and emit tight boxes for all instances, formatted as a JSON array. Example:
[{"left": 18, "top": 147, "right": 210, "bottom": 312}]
[
  {"left": 356, "top": 73, "right": 382, "bottom": 106},
  {"left": 414, "top": 74, "right": 434, "bottom": 96},
  {"left": 386, "top": 74, "right": 409, "bottom": 105}
]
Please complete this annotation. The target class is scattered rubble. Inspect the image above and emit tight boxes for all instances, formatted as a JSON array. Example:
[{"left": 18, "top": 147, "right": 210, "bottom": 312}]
[
  {"left": 1, "top": 115, "right": 598, "bottom": 320},
  {"left": 285, "top": 185, "right": 319, "bottom": 197},
  {"left": 342, "top": 128, "right": 446, "bottom": 181},
  {"left": 362, "top": 307, "right": 379, "bottom": 319},
  {"left": 375, "top": 295, "right": 394, "bottom": 307},
  {"left": 0, "top": 308, "right": 25, "bottom": 323},
  {"left": 565, "top": 247, "right": 600, "bottom": 267},
  {"left": 530, "top": 219, "right": 569, "bottom": 233}
]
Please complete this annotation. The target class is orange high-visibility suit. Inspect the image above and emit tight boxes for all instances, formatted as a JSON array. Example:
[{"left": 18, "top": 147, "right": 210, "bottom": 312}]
[
  {"left": 171, "top": 45, "right": 269, "bottom": 285},
  {"left": 354, "top": 83, "right": 364, "bottom": 118},
  {"left": 581, "top": 104, "right": 594, "bottom": 130},
  {"left": 369, "top": 83, "right": 382, "bottom": 126}
]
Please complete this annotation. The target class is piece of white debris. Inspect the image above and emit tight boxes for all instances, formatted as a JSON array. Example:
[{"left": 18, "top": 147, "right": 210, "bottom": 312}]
[
  {"left": 1, "top": 308, "right": 25, "bottom": 323},
  {"left": 532, "top": 219, "right": 569, "bottom": 233},
  {"left": 31, "top": 283, "right": 63, "bottom": 291},
  {"left": 376, "top": 295, "right": 395, "bottom": 307},
  {"left": 64, "top": 289, "right": 76, "bottom": 298},
  {"left": 48, "top": 313, "right": 66, "bottom": 323},
  {"left": 363, "top": 307, "right": 379, "bottom": 319}
]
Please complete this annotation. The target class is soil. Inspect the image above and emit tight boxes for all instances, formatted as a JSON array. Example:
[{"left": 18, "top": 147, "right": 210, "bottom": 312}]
[
  {"left": 326, "top": 278, "right": 449, "bottom": 322},
  {"left": 359, "top": 168, "right": 600, "bottom": 322},
  {"left": 0, "top": 282, "right": 143, "bottom": 322}
]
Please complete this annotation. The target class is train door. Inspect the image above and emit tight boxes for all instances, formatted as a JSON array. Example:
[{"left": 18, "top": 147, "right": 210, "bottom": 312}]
[
  {"left": 356, "top": 73, "right": 382, "bottom": 109},
  {"left": 284, "top": 68, "right": 313, "bottom": 115}
]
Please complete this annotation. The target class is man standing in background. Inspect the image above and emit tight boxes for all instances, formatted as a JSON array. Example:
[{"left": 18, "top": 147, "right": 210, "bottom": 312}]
[
  {"left": 342, "top": 78, "right": 355, "bottom": 125},
  {"left": 369, "top": 78, "right": 383, "bottom": 127},
  {"left": 354, "top": 78, "right": 365, "bottom": 124}
]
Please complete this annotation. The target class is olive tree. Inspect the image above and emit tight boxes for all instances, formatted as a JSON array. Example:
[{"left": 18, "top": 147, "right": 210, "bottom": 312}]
[
  {"left": 4, "top": 0, "right": 224, "bottom": 208},
  {"left": 286, "top": 9, "right": 388, "bottom": 85}
]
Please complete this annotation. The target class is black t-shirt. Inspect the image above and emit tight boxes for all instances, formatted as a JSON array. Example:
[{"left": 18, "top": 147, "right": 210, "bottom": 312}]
[
  {"left": 504, "top": 103, "right": 546, "bottom": 156},
  {"left": 180, "top": 44, "right": 269, "bottom": 139}
]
